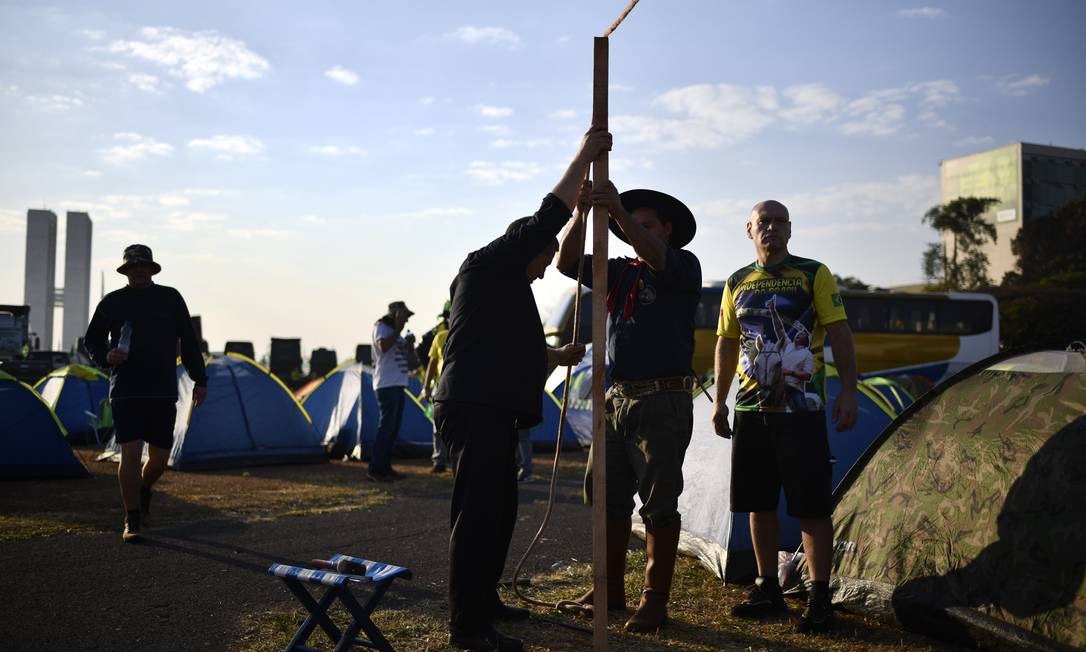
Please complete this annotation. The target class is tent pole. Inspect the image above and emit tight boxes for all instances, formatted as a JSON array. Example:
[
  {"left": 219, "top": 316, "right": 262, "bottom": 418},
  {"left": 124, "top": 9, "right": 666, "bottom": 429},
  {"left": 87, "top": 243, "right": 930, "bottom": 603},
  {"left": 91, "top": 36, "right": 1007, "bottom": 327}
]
[{"left": 590, "top": 34, "right": 609, "bottom": 652}]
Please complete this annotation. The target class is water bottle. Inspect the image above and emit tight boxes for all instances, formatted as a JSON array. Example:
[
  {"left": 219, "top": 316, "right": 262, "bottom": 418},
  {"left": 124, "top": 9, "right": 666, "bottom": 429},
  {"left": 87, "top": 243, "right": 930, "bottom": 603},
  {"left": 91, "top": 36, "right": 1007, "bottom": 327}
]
[{"left": 118, "top": 322, "right": 133, "bottom": 354}]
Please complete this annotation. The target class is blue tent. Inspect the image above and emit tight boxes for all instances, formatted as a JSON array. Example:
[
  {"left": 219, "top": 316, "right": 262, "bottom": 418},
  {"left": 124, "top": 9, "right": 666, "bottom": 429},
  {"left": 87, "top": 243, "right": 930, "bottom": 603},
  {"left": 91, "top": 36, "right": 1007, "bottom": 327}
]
[
  {"left": 300, "top": 360, "right": 364, "bottom": 458},
  {"left": 0, "top": 370, "right": 88, "bottom": 478},
  {"left": 101, "top": 354, "right": 326, "bottom": 470},
  {"left": 34, "top": 364, "right": 111, "bottom": 444},
  {"left": 531, "top": 389, "right": 585, "bottom": 450},
  {"left": 302, "top": 364, "right": 434, "bottom": 460},
  {"left": 545, "top": 346, "right": 596, "bottom": 445},
  {"left": 654, "top": 370, "right": 897, "bottom": 582}
]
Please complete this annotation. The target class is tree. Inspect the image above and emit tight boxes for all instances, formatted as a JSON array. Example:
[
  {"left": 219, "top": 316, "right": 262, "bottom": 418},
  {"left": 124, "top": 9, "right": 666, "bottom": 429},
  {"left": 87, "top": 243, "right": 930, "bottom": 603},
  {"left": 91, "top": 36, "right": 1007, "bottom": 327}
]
[
  {"left": 833, "top": 274, "right": 870, "bottom": 290},
  {"left": 1005, "top": 196, "right": 1086, "bottom": 285},
  {"left": 921, "top": 196, "right": 999, "bottom": 290}
]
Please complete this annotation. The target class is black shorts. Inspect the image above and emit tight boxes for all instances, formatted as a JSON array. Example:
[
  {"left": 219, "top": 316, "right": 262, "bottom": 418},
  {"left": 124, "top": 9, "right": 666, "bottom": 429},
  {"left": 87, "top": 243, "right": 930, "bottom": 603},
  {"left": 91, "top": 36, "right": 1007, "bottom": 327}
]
[
  {"left": 112, "top": 399, "right": 177, "bottom": 450},
  {"left": 730, "top": 410, "right": 832, "bottom": 518}
]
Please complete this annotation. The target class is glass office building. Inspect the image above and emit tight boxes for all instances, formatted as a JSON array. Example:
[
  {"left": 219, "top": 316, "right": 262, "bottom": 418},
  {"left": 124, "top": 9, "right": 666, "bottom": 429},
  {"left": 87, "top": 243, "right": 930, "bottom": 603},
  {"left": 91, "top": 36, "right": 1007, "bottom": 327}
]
[{"left": 940, "top": 143, "right": 1086, "bottom": 282}]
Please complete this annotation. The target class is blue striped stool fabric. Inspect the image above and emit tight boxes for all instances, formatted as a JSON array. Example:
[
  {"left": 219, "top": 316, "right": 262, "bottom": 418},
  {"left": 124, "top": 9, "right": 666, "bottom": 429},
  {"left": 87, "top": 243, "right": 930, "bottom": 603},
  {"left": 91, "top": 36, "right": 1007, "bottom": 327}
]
[{"left": 267, "top": 553, "right": 411, "bottom": 652}]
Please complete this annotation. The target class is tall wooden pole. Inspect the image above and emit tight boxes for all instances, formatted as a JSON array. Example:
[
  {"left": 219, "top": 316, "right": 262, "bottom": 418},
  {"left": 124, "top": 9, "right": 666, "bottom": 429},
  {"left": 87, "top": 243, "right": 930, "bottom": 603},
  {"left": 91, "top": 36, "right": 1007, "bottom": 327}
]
[{"left": 590, "top": 35, "right": 609, "bottom": 652}]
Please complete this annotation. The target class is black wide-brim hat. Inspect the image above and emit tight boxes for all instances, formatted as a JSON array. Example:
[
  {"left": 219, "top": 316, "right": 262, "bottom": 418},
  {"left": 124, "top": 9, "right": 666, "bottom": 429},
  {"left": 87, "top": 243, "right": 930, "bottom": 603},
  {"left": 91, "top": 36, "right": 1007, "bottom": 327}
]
[
  {"left": 610, "top": 189, "right": 696, "bottom": 249},
  {"left": 116, "top": 244, "right": 162, "bottom": 275}
]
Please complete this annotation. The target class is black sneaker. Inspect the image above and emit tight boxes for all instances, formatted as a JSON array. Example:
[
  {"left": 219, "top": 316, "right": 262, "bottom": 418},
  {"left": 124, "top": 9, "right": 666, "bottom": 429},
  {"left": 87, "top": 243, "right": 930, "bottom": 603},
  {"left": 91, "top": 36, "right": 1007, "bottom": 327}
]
[
  {"left": 730, "top": 577, "right": 787, "bottom": 617},
  {"left": 122, "top": 511, "right": 141, "bottom": 543},
  {"left": 139, "top": 485, "right": 152, "bottom": 526},
  {"left": 795, "top": 591, "right": 834, "bottom": 633},
  {"left": 449, "top": 626, "right": 523, "bottom": 651}
]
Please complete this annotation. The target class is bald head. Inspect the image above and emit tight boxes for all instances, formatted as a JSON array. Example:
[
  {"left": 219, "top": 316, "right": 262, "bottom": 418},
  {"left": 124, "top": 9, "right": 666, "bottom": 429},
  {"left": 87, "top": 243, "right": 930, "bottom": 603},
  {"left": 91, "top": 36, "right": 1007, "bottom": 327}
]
[
  {"left": 751, "top": 200, "right": 789, "bottom": 221},
  {"left": 747, "top": 199, "right": 792, "bottom": 261}
]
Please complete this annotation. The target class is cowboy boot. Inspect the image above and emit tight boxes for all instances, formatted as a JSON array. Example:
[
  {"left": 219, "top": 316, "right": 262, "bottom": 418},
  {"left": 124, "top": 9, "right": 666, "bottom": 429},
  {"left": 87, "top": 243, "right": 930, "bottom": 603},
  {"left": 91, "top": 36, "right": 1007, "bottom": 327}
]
[
  {"left": 569, "top": 516, "right": 631, "bottom": 616},
  {"left": 625, "top": 520, "right": 681, "bottom": 632}
]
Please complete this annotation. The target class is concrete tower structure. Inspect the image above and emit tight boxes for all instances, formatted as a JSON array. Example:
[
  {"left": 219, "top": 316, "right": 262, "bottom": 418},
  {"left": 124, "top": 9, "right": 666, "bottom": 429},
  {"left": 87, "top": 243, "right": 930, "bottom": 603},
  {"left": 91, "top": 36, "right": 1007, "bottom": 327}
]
[
  {"left": 62, "top": 211, "right": 93, "bottom": 351},
  {"left": 23, "top": 209, "right": 57, "bottom": 350}
]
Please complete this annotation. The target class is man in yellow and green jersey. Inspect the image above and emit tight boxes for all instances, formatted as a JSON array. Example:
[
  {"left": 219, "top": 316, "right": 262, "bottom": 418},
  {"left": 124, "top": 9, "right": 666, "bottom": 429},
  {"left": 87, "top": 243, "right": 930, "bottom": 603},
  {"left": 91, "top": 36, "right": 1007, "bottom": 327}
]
[
  {"left": 712, "top": 200, "right": 858, "bottom": 634},
  {"left": 421, "top": 302, "right": 451, "bottom": 473}
]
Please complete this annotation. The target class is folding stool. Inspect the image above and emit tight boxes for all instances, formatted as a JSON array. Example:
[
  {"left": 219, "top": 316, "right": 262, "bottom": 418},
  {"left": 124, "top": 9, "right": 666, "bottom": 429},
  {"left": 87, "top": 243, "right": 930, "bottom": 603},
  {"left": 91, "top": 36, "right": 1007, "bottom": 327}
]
[{"left": 268, "top": 553, "right": 413, "bottom": 652}]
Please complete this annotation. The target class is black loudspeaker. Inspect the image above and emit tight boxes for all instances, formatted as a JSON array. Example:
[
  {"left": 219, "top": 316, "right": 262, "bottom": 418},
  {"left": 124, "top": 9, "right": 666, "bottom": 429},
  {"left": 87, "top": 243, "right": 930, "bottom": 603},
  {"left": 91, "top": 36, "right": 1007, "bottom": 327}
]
[
  {"left": 269, "top": 337, "right": 303, "bottom": 386},
  {"left": 355, "top": 344, "right": 372, "bottom": 365},
  {"left": 225, "top": 341, "right": 255, "bottom": 359},
  {"left": 310, "top": 348, "right": 337, "bottom": 378}
]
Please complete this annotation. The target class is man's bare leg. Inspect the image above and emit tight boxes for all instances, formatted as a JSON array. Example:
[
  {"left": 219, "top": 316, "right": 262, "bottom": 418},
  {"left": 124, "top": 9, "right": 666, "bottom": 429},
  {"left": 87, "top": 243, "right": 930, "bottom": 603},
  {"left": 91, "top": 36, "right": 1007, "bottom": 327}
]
[
  {"left": 118, "top": 442, "right": 143, "bottom": 541},
  {"left": 751, "top": 510, "right": 780, "bottom": 577},
  {"left": 799, "top": 516, "right": 832, "bottom": 582},
  {"left": 142, "top": 445, "right": 169, "bottom": 488}
]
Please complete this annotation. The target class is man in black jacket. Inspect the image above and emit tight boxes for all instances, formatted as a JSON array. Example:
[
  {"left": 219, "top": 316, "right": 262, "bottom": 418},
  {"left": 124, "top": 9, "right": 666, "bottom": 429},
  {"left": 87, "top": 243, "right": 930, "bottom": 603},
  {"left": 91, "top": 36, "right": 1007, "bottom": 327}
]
[
  {"left": 85, "top": 245, "right": 207, "bottom": 542},
  {"left": 433, "top": 127, "right": 610, "bottom": 651}
]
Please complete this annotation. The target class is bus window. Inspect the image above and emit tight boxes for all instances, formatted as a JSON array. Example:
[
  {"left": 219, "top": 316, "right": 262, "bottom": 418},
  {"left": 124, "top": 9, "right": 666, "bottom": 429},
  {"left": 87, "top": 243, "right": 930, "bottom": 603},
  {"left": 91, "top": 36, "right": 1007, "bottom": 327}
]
[
  {"left": 937, "top": 301, "right": 993, "bottom": 335},
  {"left": 695, "top": 289, "right": 724, "bottom": 330}
]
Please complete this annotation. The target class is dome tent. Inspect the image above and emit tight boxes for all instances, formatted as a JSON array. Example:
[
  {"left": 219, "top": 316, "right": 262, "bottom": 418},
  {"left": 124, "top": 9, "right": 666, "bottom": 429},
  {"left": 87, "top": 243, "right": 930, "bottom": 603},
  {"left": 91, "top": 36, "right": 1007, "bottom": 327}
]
[
  {"left": 34, "top": 364, "right": 112, "bottom": 443},
  {"left": 100, "top": 354, "right": 326, "bottom": 470},
  {"left": 828, "top": 349, "right": 1086, "bottom": 650},
  {"left": 0, "top": 370, "right": 88, "bottom": 478}
]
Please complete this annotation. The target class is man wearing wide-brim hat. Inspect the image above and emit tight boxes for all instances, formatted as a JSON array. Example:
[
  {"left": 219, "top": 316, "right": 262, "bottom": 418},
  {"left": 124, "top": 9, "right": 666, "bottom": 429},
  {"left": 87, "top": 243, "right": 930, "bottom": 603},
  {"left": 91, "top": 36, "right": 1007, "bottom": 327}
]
[
  {"left": 556, "top": 181, "right": 702, "bottom": 632},
  {"left": 84, "top": 244, "right": 208, "bottom": 542}
]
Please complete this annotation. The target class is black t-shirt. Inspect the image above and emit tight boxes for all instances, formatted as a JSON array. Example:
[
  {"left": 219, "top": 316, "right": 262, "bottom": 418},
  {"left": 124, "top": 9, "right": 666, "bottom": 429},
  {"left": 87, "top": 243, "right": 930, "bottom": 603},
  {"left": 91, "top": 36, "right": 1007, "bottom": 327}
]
[
  {"left": 434, "top": 193, "right": 571, "bottom": 428},
  {"left": 578, "top": 249, "right": 701, "bottom": 381},
  {"left": 84, "top": 283, "right": 207, "bottom": 400}
]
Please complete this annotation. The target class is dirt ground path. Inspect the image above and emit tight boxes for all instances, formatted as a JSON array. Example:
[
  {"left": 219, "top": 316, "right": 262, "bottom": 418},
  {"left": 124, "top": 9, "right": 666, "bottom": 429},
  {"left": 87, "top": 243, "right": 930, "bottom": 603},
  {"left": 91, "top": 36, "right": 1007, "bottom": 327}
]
[{"left": 0, "top": 452, "right": 594, "bottom": 652}]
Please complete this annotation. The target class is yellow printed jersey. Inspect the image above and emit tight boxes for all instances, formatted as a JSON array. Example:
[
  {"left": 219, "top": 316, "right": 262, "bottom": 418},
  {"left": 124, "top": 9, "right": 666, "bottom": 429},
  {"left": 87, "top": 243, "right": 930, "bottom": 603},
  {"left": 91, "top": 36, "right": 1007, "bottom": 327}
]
[
  {"left": 717, "top": 255, "right": 846, "bottom": 412},
  {"left": 429, "top": 327, "right": 449, "bottom": 377}
]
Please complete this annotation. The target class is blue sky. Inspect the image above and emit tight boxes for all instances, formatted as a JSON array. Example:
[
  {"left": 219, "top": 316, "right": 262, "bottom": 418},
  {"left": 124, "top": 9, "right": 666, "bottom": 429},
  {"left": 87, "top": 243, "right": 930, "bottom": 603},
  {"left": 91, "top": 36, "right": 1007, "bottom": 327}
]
[{"left": 2, "top": 1, "right": 1084, "bottom": 357}]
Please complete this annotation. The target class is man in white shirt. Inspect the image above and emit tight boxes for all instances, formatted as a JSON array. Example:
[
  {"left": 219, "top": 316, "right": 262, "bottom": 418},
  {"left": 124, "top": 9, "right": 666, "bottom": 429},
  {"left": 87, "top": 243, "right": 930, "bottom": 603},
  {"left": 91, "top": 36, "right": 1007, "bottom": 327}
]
[{"left": 369, "top": 300, "right": 414, "bottom": 482}]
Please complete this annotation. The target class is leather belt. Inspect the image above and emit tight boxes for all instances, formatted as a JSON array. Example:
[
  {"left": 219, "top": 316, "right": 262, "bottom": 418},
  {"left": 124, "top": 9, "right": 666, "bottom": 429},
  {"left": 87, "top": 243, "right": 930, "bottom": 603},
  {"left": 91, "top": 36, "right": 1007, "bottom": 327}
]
[{"left": 610, "top": 376, "right": 695, "bottom": 399}]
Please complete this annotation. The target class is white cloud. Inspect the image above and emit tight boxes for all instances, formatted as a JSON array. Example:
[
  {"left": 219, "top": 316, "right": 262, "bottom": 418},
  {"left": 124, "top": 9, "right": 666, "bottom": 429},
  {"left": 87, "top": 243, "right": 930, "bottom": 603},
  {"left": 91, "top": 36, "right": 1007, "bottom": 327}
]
[
  {"left": 82, "top": 170, "right": 102, "bottom": 177},
  {"left": 188, "top": 134, "right": 265, "bottom": 159},
  {"left": 614, "top": 79, "right": 960, "bottom": 149},
  {"left": 300, "top": 214, "right": 325, "bottom": 225},
  {"left": 997, "top": 73, "right": 1050, "bottom": 97},
  {"left": 79, "top": 29, "right": 106, "bottom": 40},
  {"left": 953, "top": 135, "right": 995, "bottom": 148},
  {"left": 466, "top": 161, "right": 542, "bottom": 185},
  {"left": 413, "top": 128, "right": 435, "bottom": 137},
  {"left": 101, "top": 132, "right": 174, "bottom": 165},
  {"left": 490, "top": 138, "right": 552, "bottom": 149},
  {"left": 610, "top": 158, "right": 656, "bottom": 173},
  {"left": 308, "top": 145, "right": 366, "bottom": 156},
  {"left": 107, "top": 26, "right": 269, "bottom": 93},
  {"left": 162, "top": 211, "right": 226, "bottom": 232},
  {"left": 549, "top": 109, "right": 577, "bottom": 120},
  {"left": 610, "top": 83, "right": 634, "bottom": 93},
  {"left": 128, "top": 73, "right": 164, "bottom": 94},
  {"left": 157, "top": 194, "right": 190, "bottom": 207},
  {"left": 477, "top": 104, "right": 514, "bottom": 118},
  {"left": 778, "top": 84, "right": 844, "bottom": 125},
  {"left": 25, "top": 94, "right": 85, "bottom": 111},
  {"left": 449, "top": 26, "right": 520, "bottom": 47},
  {"left": 419, "top": 96, "right": 436, "bottom": 105},
  {"left": 898, "top": 7, "right": 947, "bottom": 18},
  {"left": 324, "top": 65, "right": 359, "bottom": 87},
  {"left": 0, "top": 209, "right": 23, "bottom": 233}
]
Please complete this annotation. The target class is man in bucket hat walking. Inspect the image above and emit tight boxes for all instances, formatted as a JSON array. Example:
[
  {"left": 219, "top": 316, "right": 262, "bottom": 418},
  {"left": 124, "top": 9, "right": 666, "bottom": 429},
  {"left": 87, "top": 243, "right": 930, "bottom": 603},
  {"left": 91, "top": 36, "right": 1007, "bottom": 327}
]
[
  {"left": 369, "top": 300, "right": 415, "bottom": 482},
  {"left": 557, "top": 181, "right": 702, "bottom": 632},
  {"left": 84, "top": 244, "right": 208, "bottom": 542}
]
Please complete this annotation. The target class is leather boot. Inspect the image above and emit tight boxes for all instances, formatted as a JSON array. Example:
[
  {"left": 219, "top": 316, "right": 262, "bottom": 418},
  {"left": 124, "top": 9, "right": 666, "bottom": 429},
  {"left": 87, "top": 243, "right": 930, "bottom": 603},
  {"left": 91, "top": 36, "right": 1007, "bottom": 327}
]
[
  {"left": 568, "top": 516, "right": 630, "bottom": 617},
  {"left": 625, "top": 520, "right": 681, "bottom": 632}
]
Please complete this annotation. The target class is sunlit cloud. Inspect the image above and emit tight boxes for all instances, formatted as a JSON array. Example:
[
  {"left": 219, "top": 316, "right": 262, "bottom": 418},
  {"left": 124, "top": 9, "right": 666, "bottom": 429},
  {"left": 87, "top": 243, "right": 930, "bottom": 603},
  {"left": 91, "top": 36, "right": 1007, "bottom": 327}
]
[
  {"left": 188, "top": 134, "right": 265, "bottom": 159},
  {"left": 448, "top": 26, "right": 520, "bottom": 48},
  {"left": 898, "top": 7, "right": 947, "bottom": 18},
  {"left": 477, "top": 104, "right": 514, "bottom": 118},
  {"left": 996, "top": 73, "right": 1050, "bottom": 96},
  {"left": 101, "top": 132, "right": 174, "bottom": 165},
  {"left": 324, "top": 65, "right": 359, "bottom": 86},
  {"left": 466, "top": 161, "right": 542, "bottom": 185},
  {"left": 308, "top": 145, "right": 366, "bottom": 156},
  {"left": 107, "top": 26, "right": 270, "bottom": 93}
]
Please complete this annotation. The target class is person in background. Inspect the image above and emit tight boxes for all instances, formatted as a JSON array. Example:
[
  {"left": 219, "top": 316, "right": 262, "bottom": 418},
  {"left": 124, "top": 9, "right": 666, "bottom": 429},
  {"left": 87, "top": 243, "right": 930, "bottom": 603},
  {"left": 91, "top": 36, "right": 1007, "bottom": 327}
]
[
  {"left": 84, "top": 244, "right": 207, "bottom": 543},
  {"left": 421, "top": 301, "right": 451, "bottom": 473},
  {"left": 369, "top": 300, "right": 414, "bottom": 482}
]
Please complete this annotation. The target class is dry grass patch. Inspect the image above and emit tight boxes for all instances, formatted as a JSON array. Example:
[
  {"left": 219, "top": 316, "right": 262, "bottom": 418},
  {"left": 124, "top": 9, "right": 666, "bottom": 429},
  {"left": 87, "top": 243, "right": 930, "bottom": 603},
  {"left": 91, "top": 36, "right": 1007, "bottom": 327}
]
[{"left": 237, "top": 550, "right": 965, "bottom": 651}]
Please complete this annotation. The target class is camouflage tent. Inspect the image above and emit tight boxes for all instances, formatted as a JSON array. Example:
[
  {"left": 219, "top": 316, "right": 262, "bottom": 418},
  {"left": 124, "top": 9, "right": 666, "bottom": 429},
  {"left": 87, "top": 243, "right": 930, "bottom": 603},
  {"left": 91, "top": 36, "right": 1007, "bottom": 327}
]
[{"left": 830, "top": 349, "right": 1086, "bottom": 650}]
